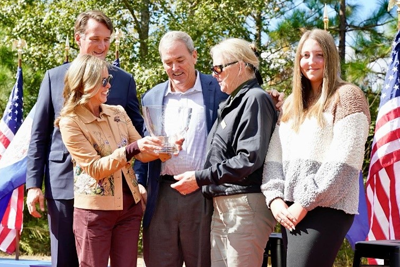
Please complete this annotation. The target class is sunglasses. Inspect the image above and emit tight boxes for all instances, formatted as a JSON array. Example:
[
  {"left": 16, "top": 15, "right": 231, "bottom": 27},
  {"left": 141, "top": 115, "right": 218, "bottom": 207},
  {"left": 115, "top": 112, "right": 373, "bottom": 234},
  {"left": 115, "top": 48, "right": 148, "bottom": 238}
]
[
  {"left": 102, "top": 74, "right": 113, "bottom": 87},
  {"left": 211, "top": 61, "right": 238, "bottom": 75}
]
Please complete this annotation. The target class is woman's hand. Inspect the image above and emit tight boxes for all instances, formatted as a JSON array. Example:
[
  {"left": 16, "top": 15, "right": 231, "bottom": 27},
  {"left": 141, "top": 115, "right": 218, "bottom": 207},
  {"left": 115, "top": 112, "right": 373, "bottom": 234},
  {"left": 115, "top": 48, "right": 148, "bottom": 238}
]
[
  {"left": 287, "top": 202, "right": 307, "bottom": 226},
  {"left": 157, "top": 137, "right": 185, "bottom": 162},
  {"left": 136, "top": 136, "right": 163, "bottom": 155},
  {"left": 270, "top": 198, "right": 296, "bottom": 231}
]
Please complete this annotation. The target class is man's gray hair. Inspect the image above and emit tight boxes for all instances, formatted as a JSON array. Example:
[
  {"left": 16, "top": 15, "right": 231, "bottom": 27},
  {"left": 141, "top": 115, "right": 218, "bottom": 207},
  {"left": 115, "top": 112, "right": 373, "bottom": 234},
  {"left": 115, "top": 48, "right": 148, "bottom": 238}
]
[{"left": 158, "top": 31, "right": 195, "bottom": 56}]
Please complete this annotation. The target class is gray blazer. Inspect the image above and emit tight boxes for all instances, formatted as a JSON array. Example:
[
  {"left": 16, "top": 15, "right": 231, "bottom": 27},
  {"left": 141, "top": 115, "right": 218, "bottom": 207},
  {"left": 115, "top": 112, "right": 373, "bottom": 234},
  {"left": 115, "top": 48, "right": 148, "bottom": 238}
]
[{"left": 140, "top": 72, "right": 228, "bottom": 228}]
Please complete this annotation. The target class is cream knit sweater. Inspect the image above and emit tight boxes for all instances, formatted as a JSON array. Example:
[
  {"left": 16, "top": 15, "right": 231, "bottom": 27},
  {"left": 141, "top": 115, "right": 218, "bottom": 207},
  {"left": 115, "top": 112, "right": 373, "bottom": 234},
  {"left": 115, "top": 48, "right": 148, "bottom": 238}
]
[{"left": 261, "top": 84, "right": 371, "bottom": 214}]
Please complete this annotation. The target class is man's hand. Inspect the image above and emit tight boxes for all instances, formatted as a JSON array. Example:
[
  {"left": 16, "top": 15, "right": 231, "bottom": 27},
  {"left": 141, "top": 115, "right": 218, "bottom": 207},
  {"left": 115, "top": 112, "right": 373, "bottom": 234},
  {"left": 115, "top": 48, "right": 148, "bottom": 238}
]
[
  {"left": 170, "top": 171, "right": 199, "bottom": 195},
  {"left": 267, "top": 89, "right": 285, "bottom": 112},
  {"left": 173, "top": 137, "right": 184, "bottom": 155},
  {"left": 138, "top": 184, "right": 147, "bottom": 212},
  {"left": 26, "top": 187, "right": 45, "bottom": 218}
]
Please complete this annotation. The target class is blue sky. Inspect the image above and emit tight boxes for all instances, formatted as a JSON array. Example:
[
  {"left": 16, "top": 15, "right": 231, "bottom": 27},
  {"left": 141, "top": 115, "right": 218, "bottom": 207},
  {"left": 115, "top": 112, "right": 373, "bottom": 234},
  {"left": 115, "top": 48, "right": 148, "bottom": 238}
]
[
  {"left": 359, "top": 0, "right": 396, "bottom": 23},
  {"left": 361, "top": 0, "right": 380, "bottom": 14},
  {"left": 295, "top": 0, "right": 389, "bottom": 26},
  {"left": 347, "top": 0, "right": 388, "bottom": 24}
]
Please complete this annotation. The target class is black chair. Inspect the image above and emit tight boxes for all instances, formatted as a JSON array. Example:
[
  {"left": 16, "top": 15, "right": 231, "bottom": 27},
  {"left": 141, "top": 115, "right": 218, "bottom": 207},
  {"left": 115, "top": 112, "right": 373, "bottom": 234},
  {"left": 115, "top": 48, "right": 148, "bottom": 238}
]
[
  {"left": 262, "top": 232, "right": 286, "bottom": 267},
  {"left": 352, "top": 240, "right": 400, "bottom": 267}
]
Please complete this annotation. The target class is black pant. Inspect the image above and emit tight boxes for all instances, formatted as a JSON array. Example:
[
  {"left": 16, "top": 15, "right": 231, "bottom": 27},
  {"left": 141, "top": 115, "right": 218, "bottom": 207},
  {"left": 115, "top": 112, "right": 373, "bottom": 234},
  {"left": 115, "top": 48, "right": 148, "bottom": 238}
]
[{"left": 283, "top": 205, "right": 354, "bottom": 267}]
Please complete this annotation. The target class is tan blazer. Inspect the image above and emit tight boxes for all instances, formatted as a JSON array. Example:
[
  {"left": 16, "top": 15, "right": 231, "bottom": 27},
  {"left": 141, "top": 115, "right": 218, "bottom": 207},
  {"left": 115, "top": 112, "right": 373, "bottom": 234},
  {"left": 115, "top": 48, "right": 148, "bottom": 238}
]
[{"left": 59, "top": 104, "right": 150, "bottom": 210}]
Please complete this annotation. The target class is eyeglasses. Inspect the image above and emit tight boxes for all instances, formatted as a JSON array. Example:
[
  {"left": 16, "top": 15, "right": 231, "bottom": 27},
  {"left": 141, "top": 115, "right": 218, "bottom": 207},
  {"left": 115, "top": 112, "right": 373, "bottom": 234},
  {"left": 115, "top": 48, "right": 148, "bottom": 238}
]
[
  {"left": 102, "top": 74, "right": 113, "bottom": 87},
  {"left": 211, "top": 61, "right": 238, "bottom": 75}
]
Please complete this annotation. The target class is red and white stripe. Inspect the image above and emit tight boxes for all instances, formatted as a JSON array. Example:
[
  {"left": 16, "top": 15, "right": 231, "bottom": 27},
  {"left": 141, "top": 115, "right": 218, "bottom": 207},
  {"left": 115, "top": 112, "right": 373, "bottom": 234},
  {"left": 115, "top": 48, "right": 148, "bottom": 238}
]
[
  {"left": 0, "top": 127, "right": 24, "bottom": 255},
  {"left": 0, "top": 186, "right": 24, "bottom": 253},
  {"left": 366, "top": 96, "right": 400, "bottom": 264},
  {"left": 0, "top": 121, "right": 15, "bottom": 159}
]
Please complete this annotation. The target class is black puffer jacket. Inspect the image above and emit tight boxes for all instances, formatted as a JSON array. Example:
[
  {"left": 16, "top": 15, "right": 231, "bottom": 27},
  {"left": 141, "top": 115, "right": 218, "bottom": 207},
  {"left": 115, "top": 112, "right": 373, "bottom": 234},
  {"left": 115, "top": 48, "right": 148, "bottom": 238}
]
[{"left": 196, "top": 78, "right": 277, "bottom": 198}]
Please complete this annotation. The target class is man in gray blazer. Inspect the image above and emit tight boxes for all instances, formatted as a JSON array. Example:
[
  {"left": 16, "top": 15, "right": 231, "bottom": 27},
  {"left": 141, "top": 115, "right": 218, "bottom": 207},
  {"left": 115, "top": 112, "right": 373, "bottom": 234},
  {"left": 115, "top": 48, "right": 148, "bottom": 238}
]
[
  {"left": 25, "top": 10, "right": 144, "bottom": 267},
  {"left": 141, "top": 31, "right": 227, "bottom": 267}
]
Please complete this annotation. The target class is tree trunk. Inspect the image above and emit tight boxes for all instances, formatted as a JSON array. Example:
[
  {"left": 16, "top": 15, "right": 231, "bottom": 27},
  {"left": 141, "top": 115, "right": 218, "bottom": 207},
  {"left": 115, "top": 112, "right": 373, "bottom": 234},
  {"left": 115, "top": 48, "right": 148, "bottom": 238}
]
[
  {"left": 139, "top": 0, "right": 150, "bottom": 62},
  {"left": 254, "top": 10, "right": 262, "bottom": 72}
]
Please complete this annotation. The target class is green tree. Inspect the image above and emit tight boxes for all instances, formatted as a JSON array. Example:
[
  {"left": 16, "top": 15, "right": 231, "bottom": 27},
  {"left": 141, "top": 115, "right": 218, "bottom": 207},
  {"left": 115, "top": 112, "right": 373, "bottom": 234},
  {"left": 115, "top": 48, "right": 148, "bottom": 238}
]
[
  {"left": 0, "top": 1, "right": 397, "bottom": 264},
  {"left": 0, "top": 0, "right": 299, "bottom": 108}
]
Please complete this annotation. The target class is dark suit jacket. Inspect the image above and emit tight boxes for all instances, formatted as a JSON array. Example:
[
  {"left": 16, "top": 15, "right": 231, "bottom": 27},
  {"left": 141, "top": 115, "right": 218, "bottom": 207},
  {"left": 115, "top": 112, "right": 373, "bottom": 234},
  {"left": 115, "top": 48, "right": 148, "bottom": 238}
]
[
  {"left": 26, "top": 63, "right": 144, "bottom": 200},
  {"left": 140, "top": 72, "right": 227, "bottom": 228}
]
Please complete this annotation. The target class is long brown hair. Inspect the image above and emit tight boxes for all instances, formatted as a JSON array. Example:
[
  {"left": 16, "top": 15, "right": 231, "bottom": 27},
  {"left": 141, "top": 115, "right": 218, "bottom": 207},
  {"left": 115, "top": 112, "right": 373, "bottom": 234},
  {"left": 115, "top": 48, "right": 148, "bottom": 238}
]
[{"left": 281, "top": 29, "right": 344, "bottom": 131}]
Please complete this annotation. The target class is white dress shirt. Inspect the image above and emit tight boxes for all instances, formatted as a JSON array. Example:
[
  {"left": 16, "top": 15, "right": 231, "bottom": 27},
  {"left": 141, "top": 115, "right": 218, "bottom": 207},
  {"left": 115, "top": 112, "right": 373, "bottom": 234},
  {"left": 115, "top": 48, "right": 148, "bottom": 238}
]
[{"left": 161, "top": 71, "right": 208, "bottom": 175}]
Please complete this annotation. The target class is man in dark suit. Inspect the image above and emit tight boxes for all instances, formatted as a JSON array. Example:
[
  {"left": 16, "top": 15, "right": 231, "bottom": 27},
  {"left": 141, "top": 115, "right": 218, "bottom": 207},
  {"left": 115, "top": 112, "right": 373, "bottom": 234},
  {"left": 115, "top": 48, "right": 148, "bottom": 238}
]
[
  {"left": 140, "top": 31, "right": 227, "bottom": 267},
  {"left": 25, "top": 10, "right": 144, "bottom": 267}
]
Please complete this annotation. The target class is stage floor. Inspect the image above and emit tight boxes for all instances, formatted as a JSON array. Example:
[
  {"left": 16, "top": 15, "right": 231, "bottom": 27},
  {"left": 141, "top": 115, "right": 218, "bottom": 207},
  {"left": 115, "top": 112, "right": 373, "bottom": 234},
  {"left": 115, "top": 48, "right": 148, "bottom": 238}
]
[{"left": 0, "top": 258, "right": 51, "bottom": 267}]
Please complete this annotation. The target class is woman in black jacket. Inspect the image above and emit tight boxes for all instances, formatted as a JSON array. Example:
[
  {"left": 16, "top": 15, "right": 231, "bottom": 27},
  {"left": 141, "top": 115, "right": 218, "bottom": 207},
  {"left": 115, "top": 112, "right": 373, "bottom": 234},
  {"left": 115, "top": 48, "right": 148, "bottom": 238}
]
[{"left": 172, "top": 38, "right": 278, "bottom": 267}]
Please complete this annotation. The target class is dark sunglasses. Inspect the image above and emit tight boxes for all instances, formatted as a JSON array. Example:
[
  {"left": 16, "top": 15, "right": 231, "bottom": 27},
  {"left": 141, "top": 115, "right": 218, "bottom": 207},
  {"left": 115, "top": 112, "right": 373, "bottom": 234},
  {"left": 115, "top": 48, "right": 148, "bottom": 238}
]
[
  {"left": 211, "top": 61, "right": 238, "bottom": 75},
  {"left": 102, "top": 74, "right": 113, "bottom": 87}
]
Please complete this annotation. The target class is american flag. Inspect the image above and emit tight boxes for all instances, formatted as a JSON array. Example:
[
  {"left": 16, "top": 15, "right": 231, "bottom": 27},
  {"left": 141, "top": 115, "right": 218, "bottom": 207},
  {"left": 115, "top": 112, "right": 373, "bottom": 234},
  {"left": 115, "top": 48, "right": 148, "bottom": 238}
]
[
  {"left": 366, "top": 30, "right": 400, "bottom": 264},
  {"left": 0, "top": 66, "right": 24, "bottom": 254}
]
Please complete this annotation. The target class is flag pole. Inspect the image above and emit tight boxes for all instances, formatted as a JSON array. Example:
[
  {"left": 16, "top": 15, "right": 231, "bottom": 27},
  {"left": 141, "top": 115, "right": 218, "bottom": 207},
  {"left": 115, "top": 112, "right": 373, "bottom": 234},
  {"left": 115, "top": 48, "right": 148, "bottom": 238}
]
[
  {"left": 10, "top": 38, "right": 26, "bottom": 261},
  {"left": 388, "top": 0, "right": 400, "bottom": 30},
  {"left": 114, "top": 28, "right": 124, "bottom": 65},
  {"left": 65, "top": 36, "right": 70, "bottom": 63},
  {"left": 323, "top": 4, "right": 329, "bottom": 31},
  {"left": 12, "top": 39, "right": 26, "bottom": 69},
  {"left": 15, "top": 228, "right": 20, "bottom": 260},
  {"left": 115, "top": 28, "right": 120, "bottom": 62},
  {"left": 394, "top": 1, "right": 400, "bottom": 30},
  {"left": 396, "top": 1, "right": 400, "bottom": 30},
  {"left": 14, "top": 38, "right": 23, "bottom": 261}
]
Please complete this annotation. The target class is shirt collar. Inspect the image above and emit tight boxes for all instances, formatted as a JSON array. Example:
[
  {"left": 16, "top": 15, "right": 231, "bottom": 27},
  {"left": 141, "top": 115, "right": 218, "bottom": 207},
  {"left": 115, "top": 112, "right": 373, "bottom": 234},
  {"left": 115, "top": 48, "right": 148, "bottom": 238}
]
[
  {"left": 228, "top": 78, "right": 258, "bottom": 105},
  {"left": 165, "top": 70, "right": 202, "bottom": 96},
  {"left": 75, "top": 104, "right": 112, "bottom": 123}
]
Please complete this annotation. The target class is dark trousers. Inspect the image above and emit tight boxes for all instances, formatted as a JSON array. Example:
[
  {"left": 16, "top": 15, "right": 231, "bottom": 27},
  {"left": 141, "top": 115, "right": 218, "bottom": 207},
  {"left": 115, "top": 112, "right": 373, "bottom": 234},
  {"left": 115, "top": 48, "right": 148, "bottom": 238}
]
[
  {"left": 47, "top": 198, "right": 79, "bottom": 267},
  {"left": 283, "top": 205, "right": 354, "bottom": 267},
  {"left": 143, "top": 179, "right": 212, "bottom": 267}
]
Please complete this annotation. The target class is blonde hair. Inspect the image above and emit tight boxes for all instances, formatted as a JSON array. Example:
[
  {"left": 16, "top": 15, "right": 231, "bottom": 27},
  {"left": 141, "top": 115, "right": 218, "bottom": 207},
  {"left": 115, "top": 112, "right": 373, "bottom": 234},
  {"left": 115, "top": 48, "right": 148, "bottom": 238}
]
[
  {"left": 54, "top": 54, "right": 109, "bottom": 127},
  {"left": 281, "top": 29, "right": 344, "bottom": 131},
  {"left": 210, "top": 38, "right": 259, "bottom": 75}
]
